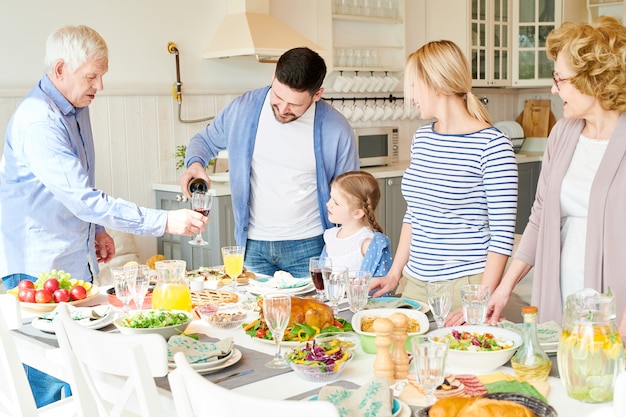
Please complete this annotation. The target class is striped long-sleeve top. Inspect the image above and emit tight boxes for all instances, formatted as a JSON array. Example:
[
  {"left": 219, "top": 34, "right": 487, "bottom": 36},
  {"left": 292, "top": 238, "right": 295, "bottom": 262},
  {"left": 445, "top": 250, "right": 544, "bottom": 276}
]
[{"left": 402, "top": 122, "right": 518, "bottom": 281}]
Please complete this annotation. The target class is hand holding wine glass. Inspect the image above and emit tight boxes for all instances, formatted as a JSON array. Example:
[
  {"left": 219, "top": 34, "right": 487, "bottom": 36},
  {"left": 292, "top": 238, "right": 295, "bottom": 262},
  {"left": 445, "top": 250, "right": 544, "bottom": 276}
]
[
  {"left": 427, "top": 281, "right": 454, "bottom": 328},
  {"left": 189, "top": 191, "right": 213, "bottom": 246},
  {"left": 263, "top": 293, "right": 291, "bottom": 369}
]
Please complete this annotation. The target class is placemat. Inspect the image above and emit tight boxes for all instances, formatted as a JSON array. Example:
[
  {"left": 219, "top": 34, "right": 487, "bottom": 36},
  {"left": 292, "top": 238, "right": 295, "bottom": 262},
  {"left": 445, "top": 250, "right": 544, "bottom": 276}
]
[{"left": 156, "top": 338, "right": 293, "bottom": 391}]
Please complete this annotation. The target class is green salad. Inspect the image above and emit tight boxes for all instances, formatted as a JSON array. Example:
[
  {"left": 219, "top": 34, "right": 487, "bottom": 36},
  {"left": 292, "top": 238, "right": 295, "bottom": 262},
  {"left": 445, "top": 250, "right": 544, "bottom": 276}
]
[{"left": 118, "top": 310, "right": 190, "bottom": 329}]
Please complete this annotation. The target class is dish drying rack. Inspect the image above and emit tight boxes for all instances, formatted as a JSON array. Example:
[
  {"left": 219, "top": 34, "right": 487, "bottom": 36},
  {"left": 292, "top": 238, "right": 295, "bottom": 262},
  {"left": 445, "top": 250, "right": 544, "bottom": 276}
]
[{"left": 494, "top": 121, "right": 525, "bottom": 153}]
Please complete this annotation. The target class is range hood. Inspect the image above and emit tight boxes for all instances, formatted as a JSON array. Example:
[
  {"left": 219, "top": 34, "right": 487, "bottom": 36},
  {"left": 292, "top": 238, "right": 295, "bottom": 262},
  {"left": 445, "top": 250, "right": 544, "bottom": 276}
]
[{"left": 203, "top": 0, "right": 324, "bottom": 63}]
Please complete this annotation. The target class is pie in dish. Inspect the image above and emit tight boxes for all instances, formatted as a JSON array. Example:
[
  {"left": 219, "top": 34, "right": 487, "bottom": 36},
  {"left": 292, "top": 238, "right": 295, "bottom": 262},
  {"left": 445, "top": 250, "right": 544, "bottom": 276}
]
[{"left": 191, "top": 289, "right": 239, "bottom": 307}]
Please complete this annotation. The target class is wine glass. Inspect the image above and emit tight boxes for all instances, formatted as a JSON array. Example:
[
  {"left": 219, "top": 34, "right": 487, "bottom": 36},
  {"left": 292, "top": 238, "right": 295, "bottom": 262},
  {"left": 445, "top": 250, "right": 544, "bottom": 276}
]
[
  {"left": 263, "top": 293, "right": 291, "bottom": 369},
  {"left": 111, "top": 265, "right": 137, "bottom": 316},
  {"left": 321, "top": 266, "right": 348, "bottom": 314},
  {"left": 411, "top": 336, "right": 449, "bottom": 406},
  {"left": 129, "top": 264, "right": 150, "bottom": 311},
  {"left": 309, "top": 256, "right": 332, "bottom": 301},
  {"left": 426, "top": 281, "right": 454, "bottom": 328},
  {"left": 189, "top": 191, "right": 213, "bottom": 246},
  {"left": 221, "top": 246, "right": 245, "bottom": 293},
  {"left": 347, "top": 270, "right": 371, "bottom": 313}
]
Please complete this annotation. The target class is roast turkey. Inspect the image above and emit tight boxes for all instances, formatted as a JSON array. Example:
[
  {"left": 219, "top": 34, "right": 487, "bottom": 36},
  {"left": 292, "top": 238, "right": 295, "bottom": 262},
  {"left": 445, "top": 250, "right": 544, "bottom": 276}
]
[{"left": 258, "top": 296, "right": 334, "bottom": 330}]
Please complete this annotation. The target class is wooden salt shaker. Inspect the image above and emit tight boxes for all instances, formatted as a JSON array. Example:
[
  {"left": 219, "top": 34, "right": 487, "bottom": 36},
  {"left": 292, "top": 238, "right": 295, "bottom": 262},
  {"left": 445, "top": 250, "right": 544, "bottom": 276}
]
[
  {"left": 373, "top": 317, "right": 395, "bottom": 384},
  {"left": 388, "top": 313, "right": 410, "bottom": 380}
]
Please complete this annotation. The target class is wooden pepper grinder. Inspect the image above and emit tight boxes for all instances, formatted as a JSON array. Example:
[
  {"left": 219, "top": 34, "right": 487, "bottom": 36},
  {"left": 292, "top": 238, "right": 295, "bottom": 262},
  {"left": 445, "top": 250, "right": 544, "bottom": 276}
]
[
  {"left": 389, "top": 312, "right": 410, "bottom": 380},
  {"left": 373, "top": 317, "right": 395, "bottom": 384}
]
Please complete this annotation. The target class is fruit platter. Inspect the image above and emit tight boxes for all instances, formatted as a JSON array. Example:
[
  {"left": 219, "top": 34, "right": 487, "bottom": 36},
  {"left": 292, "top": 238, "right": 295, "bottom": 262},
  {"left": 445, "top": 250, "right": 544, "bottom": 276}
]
[{"left": 7, "top": 270, "right": 99, "bottom": 312}]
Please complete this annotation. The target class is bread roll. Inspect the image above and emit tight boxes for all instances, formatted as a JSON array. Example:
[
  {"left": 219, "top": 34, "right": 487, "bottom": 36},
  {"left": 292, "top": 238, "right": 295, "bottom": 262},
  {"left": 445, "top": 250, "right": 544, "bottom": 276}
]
[
  {"left": 428, "top": 397, "right": 475, "bottom": 417},
  {"left": 457, "top": 398, "right": 535, "bottom": 417}
]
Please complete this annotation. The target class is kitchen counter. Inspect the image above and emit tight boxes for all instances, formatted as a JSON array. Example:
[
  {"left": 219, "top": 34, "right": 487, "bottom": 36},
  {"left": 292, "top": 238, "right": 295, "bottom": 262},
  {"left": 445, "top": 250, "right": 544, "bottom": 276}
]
[{"left": 152, "top": 151, "right": 544, "bottom": 196}]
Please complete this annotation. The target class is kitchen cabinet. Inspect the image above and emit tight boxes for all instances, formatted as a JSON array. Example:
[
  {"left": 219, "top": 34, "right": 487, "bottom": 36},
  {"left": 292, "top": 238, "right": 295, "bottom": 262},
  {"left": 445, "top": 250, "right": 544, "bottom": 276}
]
[
  {"left": 588, "top": 0, "right": 624, "bottom": 22},
  {"left": 155, "top": 190, "right": 235, "bottom": 269},
  {"left": 316, "top": 0, "right": 406, "bottom": 81},
  {"left": 516, "top": 161, "right": 541, "bottom": 234},
  {"left": 511, "top": 0, "right": 587, "bottom": 87},
  {"left": 426, "top": 0, "right": 587, "bottom": 88},
  {"left": 425, "top": 0, "right": 511, "bottom": 87},
  {"left": 377, "top": 176, "right": 407, "bottom": 257}
]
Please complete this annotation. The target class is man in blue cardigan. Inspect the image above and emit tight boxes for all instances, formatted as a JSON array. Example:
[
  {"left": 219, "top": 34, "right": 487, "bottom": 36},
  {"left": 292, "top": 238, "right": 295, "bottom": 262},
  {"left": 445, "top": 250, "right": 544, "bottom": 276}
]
[{"left": 180, "top": 47, "right": 358, "bottom": 278}]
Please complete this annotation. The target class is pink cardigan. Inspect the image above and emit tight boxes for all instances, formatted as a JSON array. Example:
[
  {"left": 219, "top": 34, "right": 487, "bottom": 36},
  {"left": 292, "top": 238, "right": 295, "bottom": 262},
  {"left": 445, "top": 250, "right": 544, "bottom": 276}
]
[{"left": 515, "top": 113, "right": 626, "bottom": 324}]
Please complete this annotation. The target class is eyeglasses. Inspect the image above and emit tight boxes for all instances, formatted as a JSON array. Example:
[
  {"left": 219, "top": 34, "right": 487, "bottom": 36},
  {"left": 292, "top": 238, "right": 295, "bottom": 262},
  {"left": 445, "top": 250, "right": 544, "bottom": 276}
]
[{"left": 552, "top": 71, "right": 570, "bottom": 91}]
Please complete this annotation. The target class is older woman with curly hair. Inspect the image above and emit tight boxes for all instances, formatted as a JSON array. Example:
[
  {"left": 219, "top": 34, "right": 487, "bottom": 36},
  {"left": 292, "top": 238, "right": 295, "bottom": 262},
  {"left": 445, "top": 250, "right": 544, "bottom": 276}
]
[{"left": 487, "top": 16, "right": 626, "bottom": 342}]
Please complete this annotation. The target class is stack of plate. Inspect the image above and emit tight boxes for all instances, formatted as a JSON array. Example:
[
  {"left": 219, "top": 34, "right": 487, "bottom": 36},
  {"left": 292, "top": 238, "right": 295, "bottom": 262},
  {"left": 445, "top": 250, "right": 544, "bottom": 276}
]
[
  {"left": 494, "top": 120, "right": 525, "bottom": 153},
  {"left": 246, "top": 276, "right": 315, "bottom": 296}
]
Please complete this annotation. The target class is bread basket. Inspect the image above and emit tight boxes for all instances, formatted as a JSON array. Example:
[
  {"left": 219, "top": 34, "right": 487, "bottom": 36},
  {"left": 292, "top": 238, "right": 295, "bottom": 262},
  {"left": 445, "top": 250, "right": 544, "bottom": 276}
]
[{"left": 416, "top": 392, "right": 557, "bottom": 417}]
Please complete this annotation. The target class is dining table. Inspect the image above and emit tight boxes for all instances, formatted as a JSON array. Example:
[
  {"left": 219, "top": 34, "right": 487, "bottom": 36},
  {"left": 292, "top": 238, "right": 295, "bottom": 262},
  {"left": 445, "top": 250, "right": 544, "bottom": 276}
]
[{"left": 9, "top": 284, "right": 619, "bottom": 417}]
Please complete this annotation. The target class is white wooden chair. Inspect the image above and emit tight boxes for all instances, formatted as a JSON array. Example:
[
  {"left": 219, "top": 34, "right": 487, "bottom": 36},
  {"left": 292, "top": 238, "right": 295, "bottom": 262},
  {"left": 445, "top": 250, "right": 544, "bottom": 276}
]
[
  {"left": 54, "top": 303, "right": 172, "bottom": 417},
  {"left": 0, "top": 294, "right": 77, "bottom": 417},
  {"left": 168, "top": 351, "right": 340, "bottom": 417}
]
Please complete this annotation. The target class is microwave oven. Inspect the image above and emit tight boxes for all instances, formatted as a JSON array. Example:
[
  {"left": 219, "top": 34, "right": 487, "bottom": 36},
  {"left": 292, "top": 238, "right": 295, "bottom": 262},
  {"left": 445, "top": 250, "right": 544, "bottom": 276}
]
[{"left": 354, "top": 126, "right": 399, "bottom": 167}]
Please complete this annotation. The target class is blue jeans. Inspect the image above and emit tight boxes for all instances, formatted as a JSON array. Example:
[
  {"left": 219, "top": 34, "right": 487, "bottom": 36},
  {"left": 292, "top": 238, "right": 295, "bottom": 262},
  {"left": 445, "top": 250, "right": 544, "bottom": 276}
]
[
  {"left": 2, "top": 274, "right": 72, "bottom": 408},
  {"left": 2, "top": 273, "right": 37, "bottom": 290},
  {"left": 245, "top": 235, "right": 324, "bottom": 278}
]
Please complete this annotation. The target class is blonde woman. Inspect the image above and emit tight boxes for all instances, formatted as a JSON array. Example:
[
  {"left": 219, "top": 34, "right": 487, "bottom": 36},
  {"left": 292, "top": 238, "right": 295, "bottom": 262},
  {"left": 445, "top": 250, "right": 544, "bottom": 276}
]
[
  {"left": 370, "top": 40, "right": 518, "bottom": 325},
  {"left": 487, "top": 17, "right": 626, "bottom": 344}
]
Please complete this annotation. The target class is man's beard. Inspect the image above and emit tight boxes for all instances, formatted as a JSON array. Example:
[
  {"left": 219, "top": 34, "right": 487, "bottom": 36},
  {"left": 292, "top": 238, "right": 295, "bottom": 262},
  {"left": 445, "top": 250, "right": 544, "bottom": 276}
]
[{"left": 271, "top": 103, "right": 299, "bottom": 124}]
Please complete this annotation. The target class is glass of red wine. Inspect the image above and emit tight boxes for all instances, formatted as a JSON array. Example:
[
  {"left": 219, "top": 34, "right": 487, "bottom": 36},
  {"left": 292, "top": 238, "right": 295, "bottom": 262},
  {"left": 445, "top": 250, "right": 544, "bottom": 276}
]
[
  {"left": 189, "top": 191, "right": 213, "bottom": 246},
  {"left": 309, "top": 256, "right": 332, "bottom": 301}
]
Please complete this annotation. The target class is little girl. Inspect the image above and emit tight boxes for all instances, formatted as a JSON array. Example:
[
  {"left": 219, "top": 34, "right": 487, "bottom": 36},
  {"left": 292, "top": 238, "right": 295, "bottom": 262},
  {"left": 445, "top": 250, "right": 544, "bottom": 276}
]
[{"left": 321, "top": 171, "right": 392, "bottom": 277}]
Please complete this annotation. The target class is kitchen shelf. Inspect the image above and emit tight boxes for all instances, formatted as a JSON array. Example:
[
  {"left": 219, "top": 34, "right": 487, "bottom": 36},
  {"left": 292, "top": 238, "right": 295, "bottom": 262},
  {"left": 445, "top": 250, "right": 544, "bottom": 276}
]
[{"left": 332, "top": 14, "right": 403, "bottom": 24}]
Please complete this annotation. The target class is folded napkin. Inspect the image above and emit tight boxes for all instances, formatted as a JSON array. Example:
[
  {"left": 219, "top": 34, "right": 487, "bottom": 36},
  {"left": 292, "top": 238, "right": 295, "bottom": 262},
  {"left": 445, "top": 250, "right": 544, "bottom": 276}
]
[
  {"left": 167, "top": 335, "right": 233, "bottom": 364},
  {"left": 318, "top": 377, "right": 393, "bottom": 417},
  {"left": 477, "top": 371, "right": 549, "bottom": 401},
  {"left": 39, "top": 304, "right": 110, "bottom": 323},
  {"left": 364, "top": 298, "right": 416, "bottom": 310},
  {"left": 249, "top": 271, "right": 310, "bottom": 289}
]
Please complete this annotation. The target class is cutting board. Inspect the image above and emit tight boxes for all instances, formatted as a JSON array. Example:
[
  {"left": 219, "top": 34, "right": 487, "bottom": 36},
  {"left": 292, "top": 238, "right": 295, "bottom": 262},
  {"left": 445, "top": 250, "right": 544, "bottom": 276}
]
[{"left": 516, "top": 100, "right": 556, "bottom": 137}]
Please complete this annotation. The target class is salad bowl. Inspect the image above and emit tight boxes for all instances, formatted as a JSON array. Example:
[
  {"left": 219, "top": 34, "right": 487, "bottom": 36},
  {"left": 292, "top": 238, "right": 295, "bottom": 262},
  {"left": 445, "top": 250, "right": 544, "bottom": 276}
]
[
  {"left": 428, "top": 325, "right": 521, "bottom": 374},
  {"left": 114, "top": 309, "right": 191, "bottom": 340},
  {"left": 285, "top": 339, "right": 353, "bottom": 382}
]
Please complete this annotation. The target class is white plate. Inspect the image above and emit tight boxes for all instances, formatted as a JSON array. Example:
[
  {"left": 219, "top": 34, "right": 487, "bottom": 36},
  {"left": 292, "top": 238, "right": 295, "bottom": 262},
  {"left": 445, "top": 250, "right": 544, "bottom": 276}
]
[
  {"left": 254, "top": 337, "right": 303, "bottom": 348},
  {"left": 169, "top": 348, "right": 242, "bottom": 375},
  {"left": 208, "top": 172, "right": 229, "bottom": 183},
  {"left": 246, "top": 282, "right": 316, "bottom": 296},
  {"left": 31, "top": 310, "right": 115, "bottom": 334}
]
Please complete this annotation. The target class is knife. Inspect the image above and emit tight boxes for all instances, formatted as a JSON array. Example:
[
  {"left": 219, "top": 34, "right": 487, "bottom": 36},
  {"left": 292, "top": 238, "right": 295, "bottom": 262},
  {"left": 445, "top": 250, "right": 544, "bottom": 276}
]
[{"left": 211, "top": 369, "right": 254, "bottom": 384}]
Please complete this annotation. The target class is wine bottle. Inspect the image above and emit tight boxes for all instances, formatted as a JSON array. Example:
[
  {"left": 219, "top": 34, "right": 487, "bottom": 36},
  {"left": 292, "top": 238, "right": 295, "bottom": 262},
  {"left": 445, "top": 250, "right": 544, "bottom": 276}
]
[{"left": 187, "top": 178, "right": 208, "bottom": 194}]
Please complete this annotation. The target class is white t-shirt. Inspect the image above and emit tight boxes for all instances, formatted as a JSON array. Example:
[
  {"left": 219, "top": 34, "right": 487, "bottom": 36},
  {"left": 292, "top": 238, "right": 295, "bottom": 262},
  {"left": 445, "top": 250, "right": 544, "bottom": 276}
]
[
  {"left": 560, "top": 134, "right": 609, "bottom": 304},
  {"left": 323, "top": 226, "right": 375, "bottom": 271},
  {"left": 247, "top": 91, "right": 322, "bottom": 240}
]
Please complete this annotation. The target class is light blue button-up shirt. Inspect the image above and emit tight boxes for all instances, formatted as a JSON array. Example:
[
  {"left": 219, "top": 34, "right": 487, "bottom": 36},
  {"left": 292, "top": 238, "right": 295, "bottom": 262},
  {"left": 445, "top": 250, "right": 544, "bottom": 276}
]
[{"left": 0, "top": 75, "right": 167, "bottom": 282}]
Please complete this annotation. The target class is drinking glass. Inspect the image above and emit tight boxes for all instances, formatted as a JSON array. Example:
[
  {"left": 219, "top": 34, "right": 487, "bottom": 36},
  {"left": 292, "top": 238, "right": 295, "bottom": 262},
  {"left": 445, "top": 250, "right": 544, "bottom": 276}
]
[
  {"left": 129, "top": 264, "right": 150, "bottom": 311},
  {"left": 309, "top": 256, "right": 332, "bottom": 301},
  {"left": 427, "top": 281, "right": 454, "bottom": 328},
  {"left": 222, "top": 246, "right": 245, "bottom": 293},
  {"left": 411, "top": 336, "right": 449, "bottom": 406},
  {"left": 460, "top": 284, "right": 491, "bottom": 325},
  {"left": 111, "top": 265, "right": 137, "bottom": 316},
  {"left": 322, "top": 266, "right": 348, "bottom": 314},
  {"left": 263, "top": 293, "right": 292, "bottom": 369},
  {"left": 347, "top": 270, "right": 371, "bottom": 313},
  {"left": 189, "top": 191, "right": 213, "bottom": 246}
]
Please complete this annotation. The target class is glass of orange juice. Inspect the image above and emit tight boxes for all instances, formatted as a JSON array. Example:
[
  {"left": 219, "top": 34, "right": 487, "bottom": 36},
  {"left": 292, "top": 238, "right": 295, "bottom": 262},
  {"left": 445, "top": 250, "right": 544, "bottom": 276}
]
[
  {"left": 221, "top": 246, "right": 245, "bottom": 293},
  {"left": 152, "top": 260, "right": 192, "bottom": 312}
]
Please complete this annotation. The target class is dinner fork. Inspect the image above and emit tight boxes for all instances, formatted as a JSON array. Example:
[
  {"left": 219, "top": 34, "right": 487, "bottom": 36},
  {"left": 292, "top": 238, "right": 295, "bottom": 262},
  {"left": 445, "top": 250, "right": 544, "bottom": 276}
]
[{"left": 211, "top": 369, "right": 254, "bottom": 384}]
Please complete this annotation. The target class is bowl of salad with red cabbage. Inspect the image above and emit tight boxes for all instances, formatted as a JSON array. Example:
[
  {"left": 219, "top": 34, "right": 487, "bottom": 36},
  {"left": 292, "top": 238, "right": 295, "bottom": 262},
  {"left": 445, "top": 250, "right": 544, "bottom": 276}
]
[{"left": 285, "top": 338, "right": 353, "bottom": 382}]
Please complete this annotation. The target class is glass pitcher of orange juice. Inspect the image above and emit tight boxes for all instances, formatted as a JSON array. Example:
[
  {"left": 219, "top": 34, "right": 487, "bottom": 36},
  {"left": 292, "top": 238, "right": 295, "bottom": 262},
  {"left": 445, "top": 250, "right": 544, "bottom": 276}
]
[
  {"left": 152, "top": 260, "right": 192, "bottom": 312},
  {"left": 557, "top": 288, "right": 625, "bottom": 403}
]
